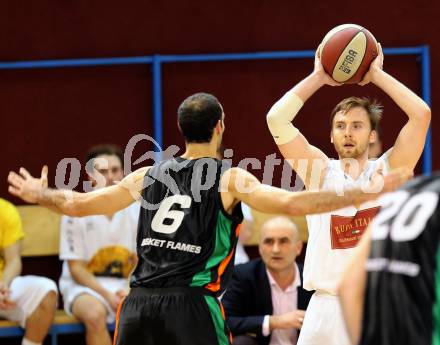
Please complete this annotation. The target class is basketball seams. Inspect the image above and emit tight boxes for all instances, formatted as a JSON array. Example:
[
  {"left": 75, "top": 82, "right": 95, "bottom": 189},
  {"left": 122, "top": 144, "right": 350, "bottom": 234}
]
[
  {"left": 364, "top": 29, "right": 379, "bottom": 62},
  {"left": 328, "top": 33, "right": 351, "bottom": 78},
  {"left": 354, "top": 30, "right": 371, "bottom": 84},
  {"left": 331, "top": 31, "right": 367, "bottom": 83},
  {"left": 321, "top": 23, "right": 364, "bottom": 48},
  {"left": 350, "top": 29, "right": 378, "bottom": 84},
  {"left": 321, "top": 27, "right": 361, "bottom": 76},
  {"left": 320, "top": 24, "right": 377, "bottom": 84}
]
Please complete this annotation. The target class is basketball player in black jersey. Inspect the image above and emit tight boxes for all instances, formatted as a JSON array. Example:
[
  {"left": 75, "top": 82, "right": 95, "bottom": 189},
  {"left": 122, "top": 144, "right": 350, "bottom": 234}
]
[
  {"left": 339, "top": 173, "right": 440, "bottom": 345},
  {"left": 8, "top": 93, "right": 404, "bottom": 345}
]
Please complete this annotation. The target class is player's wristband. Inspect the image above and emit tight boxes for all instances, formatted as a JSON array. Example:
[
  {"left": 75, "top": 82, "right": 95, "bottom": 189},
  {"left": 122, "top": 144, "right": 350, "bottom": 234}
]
[{"left": 266, "top": 92, "right": 303, "bottom": 145}]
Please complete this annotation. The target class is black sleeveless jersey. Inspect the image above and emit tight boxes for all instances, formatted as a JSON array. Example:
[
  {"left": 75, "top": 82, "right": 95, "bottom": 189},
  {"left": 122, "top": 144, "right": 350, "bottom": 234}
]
[
  {"left": 130, "top": 157, "right": 243, "bottom": 296},
  {"left": 361, "top": 173, "right": 440, "bottom": 345}
]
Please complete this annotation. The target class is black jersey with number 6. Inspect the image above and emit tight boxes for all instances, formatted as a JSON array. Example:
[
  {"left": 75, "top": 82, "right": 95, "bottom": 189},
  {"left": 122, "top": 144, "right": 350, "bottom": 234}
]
[
  {"left": 130, "top": 157, "right": 243, "bottom": 296},
  {"left": 361, "top": 174, "right": 440, "bottom": 345}
]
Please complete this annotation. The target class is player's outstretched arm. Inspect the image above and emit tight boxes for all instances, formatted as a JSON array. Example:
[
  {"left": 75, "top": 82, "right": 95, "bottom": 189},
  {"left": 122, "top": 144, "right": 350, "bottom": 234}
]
[
  {"left": 360, "top": 44, "right": 431, "bottom": 171},
  {"left": 7, "top": 166, "right": 148, "bottom": 217},
  {"left": 221, "top": 168, "right": 406, "bottom": 217},
  {"left": 266, "top": 47, "right": 337, "bottom": 188},
  {"left": 338, "top": 228, "right": 371, "bottom": 345}
]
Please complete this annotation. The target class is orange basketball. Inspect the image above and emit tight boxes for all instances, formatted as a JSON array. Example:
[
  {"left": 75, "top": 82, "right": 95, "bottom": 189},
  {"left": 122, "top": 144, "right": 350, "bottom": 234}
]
[{"left": 319, "top": 24, "right": 378, "bottom": 84}]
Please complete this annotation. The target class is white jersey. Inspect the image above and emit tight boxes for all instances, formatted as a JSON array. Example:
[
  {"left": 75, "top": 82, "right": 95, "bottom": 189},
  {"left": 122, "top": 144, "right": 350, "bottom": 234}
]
[
  {"left": 59, "top": 202, "right": 140, "bottom": 287},
  {"left": 304, "top": 157, "right": 388, "bottom": 294}
]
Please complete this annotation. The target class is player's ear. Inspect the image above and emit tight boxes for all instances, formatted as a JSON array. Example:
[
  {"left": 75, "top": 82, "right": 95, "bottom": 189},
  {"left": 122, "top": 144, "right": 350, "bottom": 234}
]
[
  {"left": 330, "top": 130, "right": 334, "bottom": 143},
  {"left": 296, "top": 240, "right": 303, "bottom": 256},
  {"left": 369, "top": 129, "right": 377, "bottom": 144},
  {"left": 215, "top": 120, "right": 222, "bottom": 134}
]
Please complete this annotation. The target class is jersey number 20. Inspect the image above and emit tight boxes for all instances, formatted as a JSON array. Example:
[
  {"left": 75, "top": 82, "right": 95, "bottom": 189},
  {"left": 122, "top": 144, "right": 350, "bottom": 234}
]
[{"left": 373, "top": 190, "right": 439, "bottom": 242}]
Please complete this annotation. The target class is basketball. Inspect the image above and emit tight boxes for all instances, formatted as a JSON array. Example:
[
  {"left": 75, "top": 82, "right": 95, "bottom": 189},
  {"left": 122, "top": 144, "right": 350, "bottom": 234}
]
[{"left": 319, "top": 24, "right": 378, "bottom": 84}]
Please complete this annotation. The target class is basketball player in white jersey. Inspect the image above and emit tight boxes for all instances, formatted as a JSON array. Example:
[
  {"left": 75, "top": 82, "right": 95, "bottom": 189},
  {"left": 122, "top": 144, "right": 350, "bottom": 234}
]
[{"left": 266, "top": 44, "right": 431, "bottom": 345}]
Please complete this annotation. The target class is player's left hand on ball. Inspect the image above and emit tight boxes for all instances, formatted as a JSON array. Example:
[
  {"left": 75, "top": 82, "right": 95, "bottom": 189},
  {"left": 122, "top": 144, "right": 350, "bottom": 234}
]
[
  {"left": 314, "top": 45, "right": 342, "bottom": 87},
  {"left": 358, "top": 43, "right": 384, "bottom": 86},
  {"left": 7, "top": 166, "right": 48, "bottom": 203}
]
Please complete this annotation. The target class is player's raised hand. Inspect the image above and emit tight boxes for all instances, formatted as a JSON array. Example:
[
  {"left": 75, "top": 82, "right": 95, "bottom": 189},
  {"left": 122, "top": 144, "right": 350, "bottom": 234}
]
[
  {"left": 358, "top": 43, "right": 384, "bottom": 86},
  {"left": 313, "top": 45, "right": 342, "bottom": 87},
  {"left": 7, "top": 165, "right": 49, "bottom": 204}
]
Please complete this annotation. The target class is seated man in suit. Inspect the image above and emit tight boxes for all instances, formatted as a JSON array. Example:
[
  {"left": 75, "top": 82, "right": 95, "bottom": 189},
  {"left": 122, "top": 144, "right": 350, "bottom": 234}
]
[{"left": 223, "top": 217, "right": 313, "bottom": 345}]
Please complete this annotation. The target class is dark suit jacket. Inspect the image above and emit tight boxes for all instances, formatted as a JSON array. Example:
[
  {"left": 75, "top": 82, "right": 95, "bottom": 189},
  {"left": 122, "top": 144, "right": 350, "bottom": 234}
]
[{"left": 222, "top": 258, "right": 313, "bottom": 345}]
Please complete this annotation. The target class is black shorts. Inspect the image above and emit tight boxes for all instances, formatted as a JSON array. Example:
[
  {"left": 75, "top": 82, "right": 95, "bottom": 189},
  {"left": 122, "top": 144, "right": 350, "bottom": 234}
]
[{"left": 113, "top": 287, "right": 231, "bottom": 345}]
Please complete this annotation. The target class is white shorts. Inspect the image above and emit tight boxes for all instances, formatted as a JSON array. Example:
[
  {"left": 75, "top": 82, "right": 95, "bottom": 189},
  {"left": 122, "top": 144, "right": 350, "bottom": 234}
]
[
  {"left": 297, "top": 292, "right": 350, "bottom": 345},
  {"left": 59, "top": 277, "right": 127, "bottom": 323},
  {"left": 0, "top": 275, "right": 58, "bottom": 328}
]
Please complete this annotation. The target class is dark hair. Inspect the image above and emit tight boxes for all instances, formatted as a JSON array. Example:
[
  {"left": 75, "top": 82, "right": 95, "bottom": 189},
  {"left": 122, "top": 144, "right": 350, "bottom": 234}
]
[
  {"left": 177, "top": 93, "right": 223, "bottom": 143},
  {"left": 86, "top": 144, "right": 124, "bottom": 167},
  {"left": 330, "top": 97, "right": 383, "bottom": 131}
]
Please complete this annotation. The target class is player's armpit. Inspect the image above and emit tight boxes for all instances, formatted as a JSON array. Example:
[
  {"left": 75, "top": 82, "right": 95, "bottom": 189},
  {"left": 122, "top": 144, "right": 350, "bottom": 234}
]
[{"left": 371, "top": 69, "right": 431, "bottom": 171}]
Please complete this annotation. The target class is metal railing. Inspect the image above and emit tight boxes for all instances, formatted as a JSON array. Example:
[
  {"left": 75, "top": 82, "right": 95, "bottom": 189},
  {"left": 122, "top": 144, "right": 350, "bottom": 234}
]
[{"left": 0, "top": 46, "right": 431, "bottom": 173}]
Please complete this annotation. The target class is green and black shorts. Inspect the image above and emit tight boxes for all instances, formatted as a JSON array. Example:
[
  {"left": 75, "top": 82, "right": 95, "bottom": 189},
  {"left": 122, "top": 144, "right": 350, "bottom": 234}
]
[{"left": 113, "top": 286, "right": 231, "bottom": 345}]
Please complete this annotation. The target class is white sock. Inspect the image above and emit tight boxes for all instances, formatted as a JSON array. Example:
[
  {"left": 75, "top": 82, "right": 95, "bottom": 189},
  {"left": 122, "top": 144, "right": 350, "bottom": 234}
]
[{"left": 22, "top": 338, "right": 41, "bottom": 345}]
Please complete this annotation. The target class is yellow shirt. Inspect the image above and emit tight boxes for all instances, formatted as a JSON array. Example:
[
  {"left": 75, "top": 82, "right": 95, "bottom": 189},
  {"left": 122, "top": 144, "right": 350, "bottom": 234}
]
[{"left": 0, "top": 198, "right": 24, "bottom": 279}]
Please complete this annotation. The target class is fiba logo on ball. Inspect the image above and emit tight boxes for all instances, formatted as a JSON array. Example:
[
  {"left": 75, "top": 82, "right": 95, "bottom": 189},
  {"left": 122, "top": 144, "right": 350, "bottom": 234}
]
[
  {"left": 339, "top": 49, "right": 358, "bottom": 75},
  {"left": 320, "top": 24, "right": 378, "bottom": 84}
]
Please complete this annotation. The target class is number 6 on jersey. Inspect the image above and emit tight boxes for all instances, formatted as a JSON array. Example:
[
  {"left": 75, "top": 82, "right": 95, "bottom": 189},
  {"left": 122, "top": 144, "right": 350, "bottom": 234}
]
[{"left": 151, "top": 195, "right": 192, "bottom": 234}]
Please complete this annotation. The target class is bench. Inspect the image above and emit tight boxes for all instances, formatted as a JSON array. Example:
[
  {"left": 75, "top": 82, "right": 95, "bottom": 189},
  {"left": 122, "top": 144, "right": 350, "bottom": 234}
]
[{"left": 0, "top": 310, "right": 115, "bottom": 345}]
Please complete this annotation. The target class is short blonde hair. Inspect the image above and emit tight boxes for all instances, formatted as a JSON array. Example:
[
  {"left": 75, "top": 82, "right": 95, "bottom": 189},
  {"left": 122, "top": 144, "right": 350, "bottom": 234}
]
[{"left": 330, "top": 97, "right": 383, "bottom": 131}]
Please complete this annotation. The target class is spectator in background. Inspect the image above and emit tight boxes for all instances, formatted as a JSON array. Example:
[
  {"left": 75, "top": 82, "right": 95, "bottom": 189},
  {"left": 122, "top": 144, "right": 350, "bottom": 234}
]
[
  {"left": 58, "top": 144, "right": 139, "bottom": 345},
  {"left": 223, "top": 217, "right": 313, "bottom": 345},
  {"left": 0, "top": 197, "right": 57, "bottom": 345}
]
